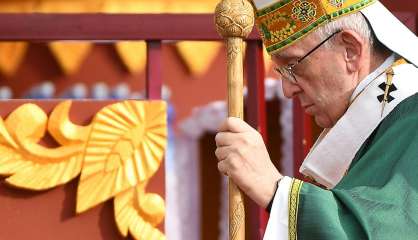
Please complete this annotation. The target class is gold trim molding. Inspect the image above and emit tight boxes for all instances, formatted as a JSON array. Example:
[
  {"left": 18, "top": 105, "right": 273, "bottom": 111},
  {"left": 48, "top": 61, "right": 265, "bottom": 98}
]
[{"left": 0, "top": 100, "right": 167, "bottom": 239}]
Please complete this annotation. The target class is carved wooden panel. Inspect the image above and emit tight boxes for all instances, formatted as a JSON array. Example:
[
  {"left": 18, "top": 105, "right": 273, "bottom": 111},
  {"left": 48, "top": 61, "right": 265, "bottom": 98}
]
[{"left": 0, "top": 100, "right": 166, "bottom": 240}]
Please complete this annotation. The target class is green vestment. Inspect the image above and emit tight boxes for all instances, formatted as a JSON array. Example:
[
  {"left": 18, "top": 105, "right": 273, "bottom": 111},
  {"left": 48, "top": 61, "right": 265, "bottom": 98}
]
[{"left": 292, "top": 92, "right": 418, "bottom": 240}]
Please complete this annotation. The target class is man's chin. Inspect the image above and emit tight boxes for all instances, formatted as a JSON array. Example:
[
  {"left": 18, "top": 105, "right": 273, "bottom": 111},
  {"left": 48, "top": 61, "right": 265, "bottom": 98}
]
[
  {"left": 302, "top": 108, "right": 334, "bottom": 128},
  {"left": 313, "top": 115, "right": 334, "bottom": 128}
]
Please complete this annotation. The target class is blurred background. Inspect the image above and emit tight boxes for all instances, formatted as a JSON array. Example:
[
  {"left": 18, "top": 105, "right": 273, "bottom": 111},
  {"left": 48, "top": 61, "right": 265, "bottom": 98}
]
[{"left": 0, "top": 0, "right": 415, "bottom": 119}]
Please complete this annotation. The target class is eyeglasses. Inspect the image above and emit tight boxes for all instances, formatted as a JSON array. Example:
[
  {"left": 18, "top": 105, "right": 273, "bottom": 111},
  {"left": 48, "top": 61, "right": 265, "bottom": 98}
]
[{"left": 275, "top": 30, "right": 342, "bottom": 84}]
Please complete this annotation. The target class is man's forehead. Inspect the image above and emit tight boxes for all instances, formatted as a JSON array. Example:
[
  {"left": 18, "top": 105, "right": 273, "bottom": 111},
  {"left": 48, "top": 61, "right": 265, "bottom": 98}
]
[
  {"left": 272, "top": 44, "right": 303, "bottom": 60},
  {"left": 272, "top": 34, "right": 317, "bottom": 60}
]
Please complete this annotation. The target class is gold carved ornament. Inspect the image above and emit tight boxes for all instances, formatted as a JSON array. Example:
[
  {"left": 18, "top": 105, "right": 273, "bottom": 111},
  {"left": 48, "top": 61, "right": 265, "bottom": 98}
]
[{"left": 0, "top": 100, "right": 167, "bottom": 240}]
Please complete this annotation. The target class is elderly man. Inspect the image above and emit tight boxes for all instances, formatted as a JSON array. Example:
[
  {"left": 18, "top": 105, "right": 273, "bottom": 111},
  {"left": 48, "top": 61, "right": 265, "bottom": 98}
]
[{"left": 215, "top": 0, "right": 418, "bottom": 239}]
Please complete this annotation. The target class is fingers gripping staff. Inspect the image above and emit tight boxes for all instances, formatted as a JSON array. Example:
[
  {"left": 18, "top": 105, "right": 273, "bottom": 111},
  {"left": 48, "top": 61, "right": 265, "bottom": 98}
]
[
  {"left": 215, "top": 118, "right": 282, "bottom": 209},
  {"left": 215, "top": 118, "right": 257, "bottom": 175},
  {"left": 215, "top": 0, "right": 254, "bottom": 239}
]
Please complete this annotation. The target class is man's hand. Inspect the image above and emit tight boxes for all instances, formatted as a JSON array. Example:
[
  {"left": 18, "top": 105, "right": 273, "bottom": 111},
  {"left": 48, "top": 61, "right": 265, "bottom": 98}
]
[{"left": 215, "top": 117, "right": 283, "bottom": 208}]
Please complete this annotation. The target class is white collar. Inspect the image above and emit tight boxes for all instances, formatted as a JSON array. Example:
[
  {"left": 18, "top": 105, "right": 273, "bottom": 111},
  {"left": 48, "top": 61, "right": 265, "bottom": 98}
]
[
  {"left": 350, "top": 54, "right": 396, "bottom": 102},
  {"left": 300, "top": 62, "right": 418, "bottom": 188}
]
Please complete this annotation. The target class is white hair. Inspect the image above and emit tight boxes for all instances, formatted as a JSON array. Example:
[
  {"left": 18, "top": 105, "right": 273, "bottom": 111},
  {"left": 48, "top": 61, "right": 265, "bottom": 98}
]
[{"left": 314, "top": 12, "right": 376, "bottom": 49}]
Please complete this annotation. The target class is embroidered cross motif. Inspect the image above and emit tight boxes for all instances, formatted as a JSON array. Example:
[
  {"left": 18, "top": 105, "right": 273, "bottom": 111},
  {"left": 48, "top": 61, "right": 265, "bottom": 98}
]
[
  {"left": 377, "top": 82, "right": 397, "bottom": 103},
  {"left": 378, "top": 68, "right": 397, "bottom": 117}
]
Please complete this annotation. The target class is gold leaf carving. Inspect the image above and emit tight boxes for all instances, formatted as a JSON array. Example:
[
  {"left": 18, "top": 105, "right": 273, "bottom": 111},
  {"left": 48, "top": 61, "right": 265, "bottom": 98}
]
[
  {"left": 0, "top": 102, "right": 84, "bottom": 190},
  {"left": 48, "top": 100, "right": 90, "bottom": 145},
  {"left": 77, "top": 101, "right": 167, "bottom": 213},
  {"left": 114, "top": 185, "right": 165, "bottom": 239},
  {"left": 0, "top": 100, "right": 167, "bottom": 239}
]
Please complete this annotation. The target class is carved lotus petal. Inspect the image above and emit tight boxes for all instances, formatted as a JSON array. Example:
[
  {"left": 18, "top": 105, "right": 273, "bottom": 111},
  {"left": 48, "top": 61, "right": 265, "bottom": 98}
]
[
  {"left": 227, "top": 24, "right": 243, "bottom": 36},
  {"left": 215, "top": 15, "right": 232, "bottom": 29}
]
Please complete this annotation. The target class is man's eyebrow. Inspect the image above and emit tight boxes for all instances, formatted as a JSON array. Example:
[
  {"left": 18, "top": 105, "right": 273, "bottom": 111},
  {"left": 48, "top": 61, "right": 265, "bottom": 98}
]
[{"left": 272, "top": 52, "right": 295, "bottom": 60}]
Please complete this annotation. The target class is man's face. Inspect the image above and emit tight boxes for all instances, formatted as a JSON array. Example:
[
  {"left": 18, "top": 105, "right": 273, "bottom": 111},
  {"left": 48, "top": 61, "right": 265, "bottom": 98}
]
[{"left": 272, "top": 34, "right": 358, "bottom": 128}]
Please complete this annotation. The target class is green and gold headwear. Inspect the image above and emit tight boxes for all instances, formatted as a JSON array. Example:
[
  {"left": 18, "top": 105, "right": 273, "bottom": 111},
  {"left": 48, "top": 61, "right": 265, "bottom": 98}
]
[{"left": 252, "top": 0, "right": 377, "bottom": 54}]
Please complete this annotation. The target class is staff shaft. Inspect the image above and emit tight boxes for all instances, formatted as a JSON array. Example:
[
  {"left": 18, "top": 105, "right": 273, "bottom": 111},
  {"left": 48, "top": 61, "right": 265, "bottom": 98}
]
[{"left": 227, "top": 37, "right": 246, "bottom": 240}]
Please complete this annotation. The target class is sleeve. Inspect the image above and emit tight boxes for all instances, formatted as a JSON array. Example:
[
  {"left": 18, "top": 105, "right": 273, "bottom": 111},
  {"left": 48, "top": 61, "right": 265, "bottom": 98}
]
[
  {"left": 263, "top": 176, "right": 292, "bottom": 240},
  {"left": 263, "top": 176, "right": 366, "bottom": 240},
  {"left": 264, "top": 178, "right": 372, "bottom": 240},
  {"left": 290, "top": 180, "right": 366, "bottom": 240}
]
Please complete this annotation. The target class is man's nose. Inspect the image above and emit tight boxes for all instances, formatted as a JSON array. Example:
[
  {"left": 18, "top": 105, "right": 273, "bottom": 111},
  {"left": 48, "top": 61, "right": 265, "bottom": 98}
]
[{"left": 281, "top": 78, "right": 302, "bottom": 98}]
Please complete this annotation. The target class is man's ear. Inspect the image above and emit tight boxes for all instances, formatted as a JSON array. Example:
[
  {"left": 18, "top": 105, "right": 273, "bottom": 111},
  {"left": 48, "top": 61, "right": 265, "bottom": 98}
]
[{"left": 340, "top": 30, "right": 365, "bottom": 73}]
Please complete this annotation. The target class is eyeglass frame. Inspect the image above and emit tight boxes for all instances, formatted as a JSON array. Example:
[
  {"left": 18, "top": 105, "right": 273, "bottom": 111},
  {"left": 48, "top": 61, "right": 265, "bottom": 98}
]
[{"left": 274, "top": 30, "right": 342, "bottom": 84}]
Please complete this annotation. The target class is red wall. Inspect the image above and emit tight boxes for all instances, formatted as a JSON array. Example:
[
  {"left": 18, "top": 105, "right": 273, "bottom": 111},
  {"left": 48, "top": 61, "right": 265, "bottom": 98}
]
[{"left": 382, "top": 0, "right": 418, "bottom": 13}]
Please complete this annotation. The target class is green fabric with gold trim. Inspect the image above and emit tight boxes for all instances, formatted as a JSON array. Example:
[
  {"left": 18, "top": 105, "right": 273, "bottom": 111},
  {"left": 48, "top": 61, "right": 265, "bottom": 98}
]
[
  {"left": 252, "top": 0, "right": 376, "bottom": 54},
  {"left": 289, "top": 92, "right": 418, "bottom": 239}
]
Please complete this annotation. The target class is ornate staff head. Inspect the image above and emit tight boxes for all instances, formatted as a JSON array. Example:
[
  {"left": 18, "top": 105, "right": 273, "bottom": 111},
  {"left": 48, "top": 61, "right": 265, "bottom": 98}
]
[{"left": 215, "top": 0, "right": 255, "bottom": 39}]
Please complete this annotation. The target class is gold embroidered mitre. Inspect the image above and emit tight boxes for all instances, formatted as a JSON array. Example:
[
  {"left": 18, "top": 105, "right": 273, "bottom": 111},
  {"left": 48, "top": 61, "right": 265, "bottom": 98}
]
[{"left": 252, "top": 0, "right": 377, "bottom": 54}]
